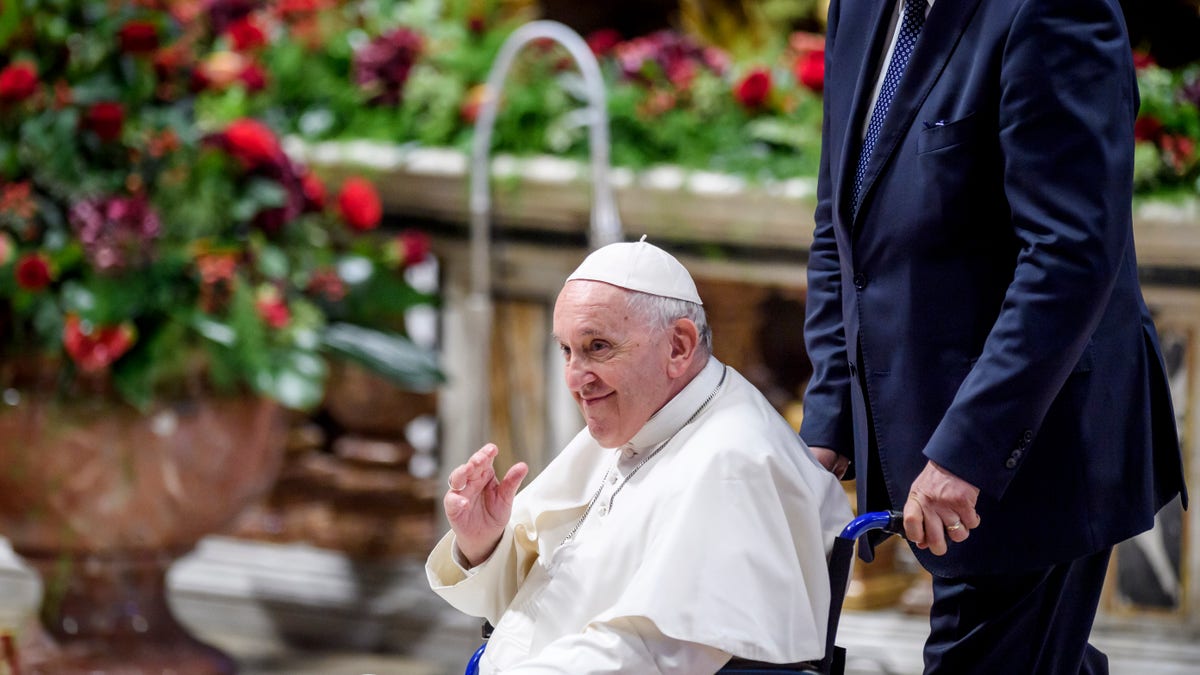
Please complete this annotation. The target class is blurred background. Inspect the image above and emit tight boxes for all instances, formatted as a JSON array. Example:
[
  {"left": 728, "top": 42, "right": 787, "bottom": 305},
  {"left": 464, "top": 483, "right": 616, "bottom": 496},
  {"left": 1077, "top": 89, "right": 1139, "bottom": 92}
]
[{"left": 1, "top": 1, "right": 1199, "bottom": 673}]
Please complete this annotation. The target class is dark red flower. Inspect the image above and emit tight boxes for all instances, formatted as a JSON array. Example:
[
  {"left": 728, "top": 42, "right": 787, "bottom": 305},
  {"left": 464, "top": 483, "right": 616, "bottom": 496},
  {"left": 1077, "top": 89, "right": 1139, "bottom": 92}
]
[
  {"left": 794, "top": 49, "right": 825, "bottom": 92},
  {"left": 300, "top": 171, "right": 326, "bottom": 211},
  {"left": 353, "top": 28, "right": 424, "bottom": 106},
  {"left": 586, "top": 29, "right": 622, "bottom": 57},
  {"left": 1135, "top": 115, "right": 1164, "bottom": 143},
  {"left": 227, "top": 17, "right": 267, "bottom": 51},
  {"left": 220, "top": 118, "right": 283, "bottom": 170},
  {"left": 238, "top": 61, "right": 268, "bottom": 91},
  {"left": 81, "top": 102, "right": 125, "bottom": 142},
  {"left": 15, "top": 253, "right": 53, "bottom": 291},
  {"left": 306, "top": 268, "right": 346, "bottom": 301},
  {"left": 207, "top": 0, "right": 256, "bottom": 34},
  {"left": 1132, "top": 50, "right": 1156, "bottom": 71},
  {"left": 0, "top": 62, "right": 38, "bottom": 103},
  {"left": 467, "top": 15, "right": 487, "bottom": 35},
  {"left": 337, "top": 177, "right": 382, "bottom": 231},
  {"left": 386, "top": 229, "right": 430, "bottom": 267},
  {"left": 118, "top": 20, "right": 160, "bottom": 54},
  {"left": 734, "top": 68, "right": 772, "bottom": 109},
  {"left": 63, "top": 315, "right": 137, "bottom": 372}
]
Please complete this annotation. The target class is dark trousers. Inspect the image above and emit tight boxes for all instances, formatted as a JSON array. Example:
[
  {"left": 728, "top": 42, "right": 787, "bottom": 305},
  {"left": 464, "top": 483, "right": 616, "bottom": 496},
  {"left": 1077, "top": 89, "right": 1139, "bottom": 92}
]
[{"left": 923, "top": 546, "right": 1112, "bottom": 675}]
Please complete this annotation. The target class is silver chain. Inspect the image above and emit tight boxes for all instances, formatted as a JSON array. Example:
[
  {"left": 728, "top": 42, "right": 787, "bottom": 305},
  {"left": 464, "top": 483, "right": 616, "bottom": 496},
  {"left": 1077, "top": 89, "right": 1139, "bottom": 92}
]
[{"left": 561, "top": 366, "right": 728, "bottom": 544}]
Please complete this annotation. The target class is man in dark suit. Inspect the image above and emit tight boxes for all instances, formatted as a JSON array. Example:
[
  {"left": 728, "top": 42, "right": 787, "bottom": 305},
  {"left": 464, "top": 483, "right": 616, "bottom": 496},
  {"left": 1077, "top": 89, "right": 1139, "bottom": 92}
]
[{"left": 800, "top": 0, "right": 1189, "bottom": 672}]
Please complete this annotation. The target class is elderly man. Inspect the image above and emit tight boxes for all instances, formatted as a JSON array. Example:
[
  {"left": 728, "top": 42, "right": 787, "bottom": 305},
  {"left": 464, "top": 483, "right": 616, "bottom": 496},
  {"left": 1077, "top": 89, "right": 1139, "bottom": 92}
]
[{"left": 426, "top": 238, "right": 853, "bottom": 673}]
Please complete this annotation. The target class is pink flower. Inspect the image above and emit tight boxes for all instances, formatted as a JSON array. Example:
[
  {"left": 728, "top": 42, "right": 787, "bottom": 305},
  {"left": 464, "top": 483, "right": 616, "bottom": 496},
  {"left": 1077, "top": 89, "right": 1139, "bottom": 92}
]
[
  {"left": 68, "top": 195, "right": 162, "bottom": 272},
  {"left": 0, "top": 62, "right": 38, "bottom": 104},
  {"left": 337, "top": 177, "right": 382, "bottom": 231},
  {"left": 734, "top": 68, "right": 772, "bottom": 109},
  {"left": 300, "top": 171, "right": 326, "bottom": 212}
]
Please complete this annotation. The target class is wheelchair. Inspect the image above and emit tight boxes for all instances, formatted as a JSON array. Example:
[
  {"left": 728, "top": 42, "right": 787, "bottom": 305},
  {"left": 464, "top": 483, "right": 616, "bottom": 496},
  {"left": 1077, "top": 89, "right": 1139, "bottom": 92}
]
[{"left": 463, "top": 510, "right": 906, "bottom": 675}]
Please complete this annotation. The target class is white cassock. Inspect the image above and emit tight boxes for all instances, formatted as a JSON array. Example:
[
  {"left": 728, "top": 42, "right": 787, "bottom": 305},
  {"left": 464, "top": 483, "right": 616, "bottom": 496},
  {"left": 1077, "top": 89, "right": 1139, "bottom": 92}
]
[{"left": 426, "top": 357, "right": 855, "bottom": 674}]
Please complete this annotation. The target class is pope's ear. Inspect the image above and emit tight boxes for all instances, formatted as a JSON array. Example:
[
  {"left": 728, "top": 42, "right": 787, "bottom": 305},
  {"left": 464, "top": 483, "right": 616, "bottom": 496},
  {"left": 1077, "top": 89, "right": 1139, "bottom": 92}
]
[{"left": 666, "top": 318, "right": 700, "bottom": 376}]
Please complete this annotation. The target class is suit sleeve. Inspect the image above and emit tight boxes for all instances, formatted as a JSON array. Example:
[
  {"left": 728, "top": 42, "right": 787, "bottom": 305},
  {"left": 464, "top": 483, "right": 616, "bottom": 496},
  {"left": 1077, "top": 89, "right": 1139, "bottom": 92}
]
[
  {"left": 922, "top": 0, "right": 1138, "bottom": 498},
  {"left": 800, "top": 0, "right": 856, "bottom": 463}
]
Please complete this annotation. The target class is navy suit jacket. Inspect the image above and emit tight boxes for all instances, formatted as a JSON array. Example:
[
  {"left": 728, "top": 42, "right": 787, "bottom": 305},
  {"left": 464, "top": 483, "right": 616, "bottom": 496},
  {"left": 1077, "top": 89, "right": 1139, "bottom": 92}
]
[{"left": 800, "top": 0, "right": 1188, "bottom": 576}]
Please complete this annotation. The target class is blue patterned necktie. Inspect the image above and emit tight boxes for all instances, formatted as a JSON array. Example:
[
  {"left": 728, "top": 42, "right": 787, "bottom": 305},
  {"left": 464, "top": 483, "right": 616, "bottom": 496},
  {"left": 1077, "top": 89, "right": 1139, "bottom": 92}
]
[{"left": 851, "top": 0, "right": 927, "bottom": 214}]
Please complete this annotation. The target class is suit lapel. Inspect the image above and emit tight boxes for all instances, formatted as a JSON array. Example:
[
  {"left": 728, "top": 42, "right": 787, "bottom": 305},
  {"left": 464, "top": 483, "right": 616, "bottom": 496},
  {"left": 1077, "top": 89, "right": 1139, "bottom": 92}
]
[{"left": 850, "top": 0, "right": 986, "bottom": 228}]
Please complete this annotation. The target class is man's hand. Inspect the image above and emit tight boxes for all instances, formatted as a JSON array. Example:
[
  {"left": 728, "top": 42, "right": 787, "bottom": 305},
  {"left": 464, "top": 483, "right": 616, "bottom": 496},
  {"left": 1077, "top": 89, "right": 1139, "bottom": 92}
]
[
  {"left": 810, "top": 445, "right": 851, "bottom": 479},
  {"left": 903, "top": 461, "right": 981, "bottom": 556},
  {"left": 444, "top": 443, "right": 529, "bottom": 567}
]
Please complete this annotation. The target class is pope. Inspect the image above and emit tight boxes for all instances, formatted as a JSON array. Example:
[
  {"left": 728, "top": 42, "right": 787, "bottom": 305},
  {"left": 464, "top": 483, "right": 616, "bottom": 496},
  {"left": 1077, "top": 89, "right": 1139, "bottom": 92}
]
[{"left": 426, "top": 238, "right": 854, "bottom": 673}]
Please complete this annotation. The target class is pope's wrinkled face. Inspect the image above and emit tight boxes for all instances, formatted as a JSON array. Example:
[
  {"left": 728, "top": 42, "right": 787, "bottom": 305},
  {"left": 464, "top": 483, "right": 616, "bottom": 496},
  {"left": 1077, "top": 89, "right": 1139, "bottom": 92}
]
[{"left": 552, "top": 280, "right": 676, "bottom": 448}]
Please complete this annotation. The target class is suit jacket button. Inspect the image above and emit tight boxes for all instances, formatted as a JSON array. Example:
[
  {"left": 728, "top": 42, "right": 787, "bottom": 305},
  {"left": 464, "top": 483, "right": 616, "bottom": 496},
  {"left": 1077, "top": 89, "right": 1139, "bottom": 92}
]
[
  {"left": 853, "top": 273, "right": 867, "bottom": 290},
  {"left": 1005, "top": 458, "right": 1018, "bottom": 469},
  {"left": 1022, "top": 429, "right": 1033, "bottom": 443}
]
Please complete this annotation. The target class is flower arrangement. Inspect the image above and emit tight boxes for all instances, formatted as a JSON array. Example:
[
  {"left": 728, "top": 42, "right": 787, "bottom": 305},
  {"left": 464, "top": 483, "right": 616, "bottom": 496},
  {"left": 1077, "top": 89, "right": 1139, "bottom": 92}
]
[
  {"left": 193, "top": 0, "right": 827, "bottom": 182},
  {"left": 1133, "top": 53, "right": 1200, "bottom": 199},
  {"left": 0, "top": 0, "right": 441, "bottom": 412},
  {"left": 185, "top": 0, "right": 1200, "bottom": 204}
]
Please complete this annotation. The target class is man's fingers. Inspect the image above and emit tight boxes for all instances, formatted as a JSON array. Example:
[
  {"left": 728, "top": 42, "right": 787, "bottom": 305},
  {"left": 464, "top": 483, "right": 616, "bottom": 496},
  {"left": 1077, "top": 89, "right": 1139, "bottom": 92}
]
[{"left": 499, "top": 462, "right": 529, "bottom": 500}]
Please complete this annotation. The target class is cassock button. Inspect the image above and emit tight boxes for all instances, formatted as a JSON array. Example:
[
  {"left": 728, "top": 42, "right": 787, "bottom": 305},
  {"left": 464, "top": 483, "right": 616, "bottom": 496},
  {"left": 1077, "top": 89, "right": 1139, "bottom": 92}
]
[
  {"left": 853, "top": 273, "right": 867, "bottom": 290},
  {"left": 608, "top": 472, "right": 618, "bottom": 484},
  {"left": 598, "top": 504, "right": 608, "bottom": 516},
  {"left": 1005, "top": 458, "right": 1018, "bottom": 469}
]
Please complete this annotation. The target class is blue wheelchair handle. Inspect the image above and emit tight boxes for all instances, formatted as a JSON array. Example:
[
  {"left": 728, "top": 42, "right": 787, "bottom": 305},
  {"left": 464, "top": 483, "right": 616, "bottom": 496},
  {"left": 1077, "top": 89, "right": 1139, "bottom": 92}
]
[{"left": 839, "top": 509, "right": 905, "bottom": 541}]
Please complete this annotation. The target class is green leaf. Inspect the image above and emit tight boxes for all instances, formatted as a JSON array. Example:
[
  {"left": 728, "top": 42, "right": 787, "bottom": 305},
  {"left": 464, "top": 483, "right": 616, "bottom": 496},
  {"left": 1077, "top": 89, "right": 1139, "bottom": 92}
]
[
  {"left": 321, "top": 322, "right": 444, "bottom": 392},
  {"left": 0, "top": 0, "right": 21, "bottom": 50},
  {"left": 254, "top": 348, "right": 327, "bottom": 411}
]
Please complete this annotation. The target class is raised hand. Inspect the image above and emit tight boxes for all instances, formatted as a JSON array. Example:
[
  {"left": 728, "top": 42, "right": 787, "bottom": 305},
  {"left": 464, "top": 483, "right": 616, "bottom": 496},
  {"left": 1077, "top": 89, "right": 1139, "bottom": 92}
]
[{"left": 444, "top": 443, "right": 529, "bottom": 567}]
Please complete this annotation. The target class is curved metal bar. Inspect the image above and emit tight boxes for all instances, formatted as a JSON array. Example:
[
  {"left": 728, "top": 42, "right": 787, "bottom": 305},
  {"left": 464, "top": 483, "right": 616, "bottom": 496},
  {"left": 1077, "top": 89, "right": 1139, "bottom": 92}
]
[
  {"left": 839, "top": 510, "right": 905, "bottom": 541},
  {"left": 464, "top": 20, "right": 624, "bottom": 451}
]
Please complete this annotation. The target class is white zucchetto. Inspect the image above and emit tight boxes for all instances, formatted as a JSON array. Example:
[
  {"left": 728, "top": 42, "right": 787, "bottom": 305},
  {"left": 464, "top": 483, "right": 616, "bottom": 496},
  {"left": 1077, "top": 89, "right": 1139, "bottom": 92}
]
[{"left": 565, "top": 235, "right": 703, "bottom": 305}]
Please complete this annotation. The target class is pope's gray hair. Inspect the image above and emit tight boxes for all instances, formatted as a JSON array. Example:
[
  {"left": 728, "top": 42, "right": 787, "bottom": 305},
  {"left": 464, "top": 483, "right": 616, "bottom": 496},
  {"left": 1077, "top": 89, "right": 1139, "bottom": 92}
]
[{"left": 623, "top": 291, "right": 713, "bottom": 356}]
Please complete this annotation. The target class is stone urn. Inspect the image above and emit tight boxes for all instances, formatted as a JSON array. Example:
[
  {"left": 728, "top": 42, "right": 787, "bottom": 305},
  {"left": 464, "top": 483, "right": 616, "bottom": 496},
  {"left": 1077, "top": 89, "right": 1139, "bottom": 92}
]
[{"left": 0, "top": 388, "right": 287, "bottom": 674}]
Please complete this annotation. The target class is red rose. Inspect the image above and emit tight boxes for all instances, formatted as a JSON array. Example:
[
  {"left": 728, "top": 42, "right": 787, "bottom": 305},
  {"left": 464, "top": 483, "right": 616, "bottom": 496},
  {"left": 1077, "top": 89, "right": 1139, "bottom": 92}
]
[
  {"left": 337, "top": 177, "right": 382, "bottom": 231},
  {"left": 467, "top": 15, "right": 487, "bottom": 35},
  {"left": 734, "top": 68, "right": 772, "bottom": 109},
  {"left": 1134, "top": 116, "right": 1164, "bottom": 143},
  {"left": 386, "top": 229, "right": 430, "bottom": 267},
  {"left": 81, "top": 102, "right": 125, "bottom": 142},
  {"left": 118, "top": 20, "right": 160, "bottom": 54},
  {"left": 222, "top": 118, "right": 282, "bottom": 169},
  {"left": 63, "top": 315, "right": 137, "bottom": 372},
  {"left": 227, "top": 17, "right": 267, "bottom": 51},
  {"left": 0, "top": 62, "right": 38, "bottom": 103},
  {"left": 300, "top": 171, "right": 326, "bottom": 212},
  {"left": 586, "top": 29, "right": 622, "bottom": 57},
  {"left": 15, "top": 253, "right": 53, "bottom": 291},
  {"left": 794, "top": 49, "right": 825, "bottom": 92},
  {"left": 237, "top": 61, "right": 268, "bottom": 91},
  {"left": 1132, "top": 50, "right": 1155, "bottom": 71},
  {"left": 254, "top": 288, "right": 291, "bottom": 329}
]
